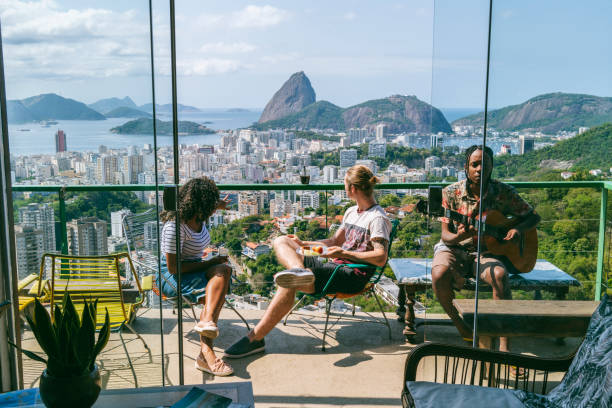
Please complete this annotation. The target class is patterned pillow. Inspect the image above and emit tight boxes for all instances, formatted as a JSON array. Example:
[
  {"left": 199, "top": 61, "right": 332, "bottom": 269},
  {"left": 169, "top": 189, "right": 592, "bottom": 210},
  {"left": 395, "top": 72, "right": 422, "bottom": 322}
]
[{"left": 545, "top": 294, "right": 611, "bottom": 407}]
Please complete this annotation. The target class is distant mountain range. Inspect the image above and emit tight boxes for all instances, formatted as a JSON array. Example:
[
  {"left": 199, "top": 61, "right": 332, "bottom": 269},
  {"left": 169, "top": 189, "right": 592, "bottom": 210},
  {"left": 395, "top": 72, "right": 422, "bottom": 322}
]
[
  {"left": 452, "top": 93, "right": 612, "bottom": 133},
  {"left": 254, "top": 72, "right": 451, "bottom": 133},
  {"left": 6, "top": 93, "right": 205, "bottom": 124},
  {"left": 88, "top": 96, "right": 138, "bottom": 114},
  {"left": 110, "top": 118, "right": 215, "bottom": 135},
  {"left": 8, "top": 94, "right": 105, "bottom": 123}
]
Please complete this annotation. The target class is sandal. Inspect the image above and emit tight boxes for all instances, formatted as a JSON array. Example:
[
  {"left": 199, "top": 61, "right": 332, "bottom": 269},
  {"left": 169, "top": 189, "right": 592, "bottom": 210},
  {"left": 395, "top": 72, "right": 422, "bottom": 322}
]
[
  {"left": 194, "top": 321, "right": 219, "bottom": 339},
  {"left": 195, "top": 355, "right": 234, "bottom": 376}
]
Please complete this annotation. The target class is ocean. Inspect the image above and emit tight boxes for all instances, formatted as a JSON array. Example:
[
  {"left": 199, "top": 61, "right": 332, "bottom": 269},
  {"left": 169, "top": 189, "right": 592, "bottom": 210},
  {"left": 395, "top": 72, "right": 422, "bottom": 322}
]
[
  {"left": 8, "top": 107, "right": 517, "bottom": 156},
  {"left": 7, "top": 108, "right": 262, "bottom": 156}
]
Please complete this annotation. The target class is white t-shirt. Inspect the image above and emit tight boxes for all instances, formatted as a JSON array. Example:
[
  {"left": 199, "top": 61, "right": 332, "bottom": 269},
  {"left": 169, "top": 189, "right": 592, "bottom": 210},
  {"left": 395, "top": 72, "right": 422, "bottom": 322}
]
[
  {"left": 340, "top": 204, "right": 391, "bottom": 252},
  {"left": 161, "top": 220, "right": 210, "bottom": 261}
]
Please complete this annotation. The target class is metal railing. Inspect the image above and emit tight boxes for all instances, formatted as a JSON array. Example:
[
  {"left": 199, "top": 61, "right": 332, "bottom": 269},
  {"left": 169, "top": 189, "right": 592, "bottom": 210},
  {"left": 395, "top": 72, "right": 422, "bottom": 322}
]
[{"left": 11, "top": 180, "right": 611, "bottom": 299}]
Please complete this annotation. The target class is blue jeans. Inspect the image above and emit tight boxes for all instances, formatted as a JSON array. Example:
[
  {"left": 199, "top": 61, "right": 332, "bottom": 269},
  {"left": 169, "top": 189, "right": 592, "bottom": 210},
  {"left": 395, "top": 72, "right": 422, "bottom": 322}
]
[{"left": 159, "top": 260, "right": 208, "bottom": 304}]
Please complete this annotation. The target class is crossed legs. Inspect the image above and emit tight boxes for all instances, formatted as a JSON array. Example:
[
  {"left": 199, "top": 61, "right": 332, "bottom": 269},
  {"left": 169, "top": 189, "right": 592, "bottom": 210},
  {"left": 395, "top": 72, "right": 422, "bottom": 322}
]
[{"left": 247, "top": 235, "right": 315, "bottom": 342}]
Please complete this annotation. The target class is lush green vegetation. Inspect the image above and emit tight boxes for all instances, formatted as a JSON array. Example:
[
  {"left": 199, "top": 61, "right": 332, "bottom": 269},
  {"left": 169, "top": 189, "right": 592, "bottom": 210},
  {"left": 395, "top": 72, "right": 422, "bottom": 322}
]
[
  {"left": 454, "top": 93, "right": 612, "bottom": 133},
  {"left": 494, "top": 123, "right": 612, "bottom": 179},
  {"left": 252, "top": 101, "right": 344, "bottom": 131},
  {"left": 110, "top": 118, "right": 215, "bottom": 135}
]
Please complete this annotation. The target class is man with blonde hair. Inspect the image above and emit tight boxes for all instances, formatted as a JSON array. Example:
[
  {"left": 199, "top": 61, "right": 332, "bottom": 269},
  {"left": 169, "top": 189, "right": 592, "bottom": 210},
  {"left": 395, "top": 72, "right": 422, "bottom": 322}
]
[{"left": 224, "top": 165, "right": 391, "bottom": 358}]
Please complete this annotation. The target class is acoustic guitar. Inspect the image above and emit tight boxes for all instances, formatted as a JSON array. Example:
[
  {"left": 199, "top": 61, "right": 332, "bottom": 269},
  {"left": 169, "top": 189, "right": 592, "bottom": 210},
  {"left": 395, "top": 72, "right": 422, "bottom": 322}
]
[{"left": 412, "top": 199, "right": 538, "bottom": 273}]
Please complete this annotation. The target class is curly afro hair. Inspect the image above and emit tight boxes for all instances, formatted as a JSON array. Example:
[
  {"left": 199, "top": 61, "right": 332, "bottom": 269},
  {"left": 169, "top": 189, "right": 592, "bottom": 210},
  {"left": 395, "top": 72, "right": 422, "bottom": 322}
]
[{"left": 161, "top": 177, "right": 219, "bottom": 224}]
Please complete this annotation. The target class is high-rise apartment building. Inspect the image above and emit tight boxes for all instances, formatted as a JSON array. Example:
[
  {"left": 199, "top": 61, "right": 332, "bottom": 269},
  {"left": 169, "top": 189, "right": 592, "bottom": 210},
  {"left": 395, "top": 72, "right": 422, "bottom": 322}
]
[
  {"left": 14, "top": 225, "right": 45, "bottom": 279},
  {"left": 519, "top": 135, "right": 535, "bottom": 155},
  {"left": 110, "top": 209, "right": 132, "bottom": 238},
  {"left": 67, "top": 217, "right": 108, "bottom": 256},
  {"left": 143, "top": 220, "right": 161, "bottom": 251},
  {"left": 19, "top": 203, "right": 56, "bottom": 252},
  {"left": 124, "top": 155, "right": 144, "bottom": 184},
  {"left": 425, "top": 156, "right": 441, "bottom": 172},
  {"left": 368, "top": 140, "right": 387, "bottom": 158},
  {"left": 322, "top": 165, "right": 338, "bottom": 183},
  {"left": 55, "top": 129, "right": 67, "bottom": 153},
  {"left": 340, "top": 149, "right": 358, "bottom": 168},
  {"left": 348, "top": 128, "right": 368, "bottom": 144},
  {"left": 300, "top": 192, "right": 320, "bottom": 210},
  {"left": 96, "top": 155, "right": 119, "bottom": 184},
  {"left": 376, "top": 123, "right": 386, "bottom": 140}
]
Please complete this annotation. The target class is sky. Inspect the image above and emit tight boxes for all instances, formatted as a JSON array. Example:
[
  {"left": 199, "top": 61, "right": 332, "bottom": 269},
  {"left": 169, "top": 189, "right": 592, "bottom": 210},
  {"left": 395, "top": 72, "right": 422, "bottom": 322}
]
[{"left": 0, "top": 0, "right": 611, "bottom": 110}]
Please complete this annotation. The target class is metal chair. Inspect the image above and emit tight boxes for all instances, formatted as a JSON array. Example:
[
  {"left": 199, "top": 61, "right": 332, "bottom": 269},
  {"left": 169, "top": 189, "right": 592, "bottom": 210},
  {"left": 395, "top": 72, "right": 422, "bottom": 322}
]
[
  {"left": 38, "top": 252, "right": 150, "bottom": 387},
  {"left": 122, "top": 207, "right": 251, "bottom": 331},
  {"left": 284, "top": 219, "right": 399, "bottom": 351}
]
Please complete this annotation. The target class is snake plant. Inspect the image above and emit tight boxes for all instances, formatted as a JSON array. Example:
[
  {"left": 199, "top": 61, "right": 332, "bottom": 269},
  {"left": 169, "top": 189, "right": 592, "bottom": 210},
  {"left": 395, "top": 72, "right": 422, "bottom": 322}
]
[{"left": 13, "top": 293, "right": 110, "bottom": 377}]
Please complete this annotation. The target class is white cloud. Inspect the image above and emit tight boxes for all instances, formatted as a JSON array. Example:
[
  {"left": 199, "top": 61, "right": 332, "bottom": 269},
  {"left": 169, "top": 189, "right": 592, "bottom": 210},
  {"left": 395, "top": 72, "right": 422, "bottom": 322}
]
[
  {"left": 231, "top": 5, "right": 290, "bottom": 29},
  {"left": 200, "top": 42, "right": 257, "bottom": 54},
  {"left": 178, "top": 58, "right": 244, "bottom": 76},
  {"left": 343, "top": 11, "right": 356, "bottom": 21},
  {"left": 0, "top": 0, "right": 150, "bottom": 82}
]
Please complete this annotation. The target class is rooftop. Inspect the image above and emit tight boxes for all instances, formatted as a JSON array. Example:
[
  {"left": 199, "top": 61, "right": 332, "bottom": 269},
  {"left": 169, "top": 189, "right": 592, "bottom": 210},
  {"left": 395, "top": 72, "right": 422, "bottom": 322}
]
[{"left": 20, "top": 306, "right": 579, "bottom": 407}]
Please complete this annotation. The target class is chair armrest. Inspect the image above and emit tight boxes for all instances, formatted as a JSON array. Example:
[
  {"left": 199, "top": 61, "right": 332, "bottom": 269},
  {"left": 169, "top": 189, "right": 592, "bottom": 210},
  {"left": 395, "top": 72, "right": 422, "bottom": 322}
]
[
  {"left": 28, "top": 279, "right": 48, "bottom": 296},
  {"left": 140, "top": 275, "right": 153, "bottom": 291},
  {"left": 404, "top": 342, "right": 574, "bottom": 383}
]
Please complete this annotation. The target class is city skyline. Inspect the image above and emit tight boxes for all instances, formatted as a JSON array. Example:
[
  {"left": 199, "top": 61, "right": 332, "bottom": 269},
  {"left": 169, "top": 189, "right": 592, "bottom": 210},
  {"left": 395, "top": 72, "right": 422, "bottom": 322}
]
[{"left": 1, "top": 0, "right": 611, "bottom": 110}]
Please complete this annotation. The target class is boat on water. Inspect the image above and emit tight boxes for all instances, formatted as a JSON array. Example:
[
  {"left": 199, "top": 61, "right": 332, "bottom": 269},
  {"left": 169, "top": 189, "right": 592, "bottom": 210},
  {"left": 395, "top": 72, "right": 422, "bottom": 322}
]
[
  {"left": 39, "top": 120, "right": 58, "bottom": 127},
  {"left": 18, "top": 128, "right": 31, "bottom": 131}
]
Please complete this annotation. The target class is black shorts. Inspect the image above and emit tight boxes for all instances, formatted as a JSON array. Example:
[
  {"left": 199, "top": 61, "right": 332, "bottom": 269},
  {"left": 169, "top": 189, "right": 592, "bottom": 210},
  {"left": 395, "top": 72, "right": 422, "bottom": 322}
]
[{"left": 303, "top": 257, "right": 372, "bottom": 295}]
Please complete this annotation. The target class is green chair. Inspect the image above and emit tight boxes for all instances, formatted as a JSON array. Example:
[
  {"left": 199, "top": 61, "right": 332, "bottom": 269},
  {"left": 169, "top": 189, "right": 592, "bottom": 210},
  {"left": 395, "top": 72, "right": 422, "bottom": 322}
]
[{"left": 284, "top": 219, "right": 399, "bottom": 351}]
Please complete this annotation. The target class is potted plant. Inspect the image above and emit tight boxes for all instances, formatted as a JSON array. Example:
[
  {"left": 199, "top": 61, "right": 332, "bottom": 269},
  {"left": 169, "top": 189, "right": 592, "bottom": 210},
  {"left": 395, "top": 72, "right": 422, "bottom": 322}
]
[{"left": 12, "top": 293, "right": 110, "bottom": 408}]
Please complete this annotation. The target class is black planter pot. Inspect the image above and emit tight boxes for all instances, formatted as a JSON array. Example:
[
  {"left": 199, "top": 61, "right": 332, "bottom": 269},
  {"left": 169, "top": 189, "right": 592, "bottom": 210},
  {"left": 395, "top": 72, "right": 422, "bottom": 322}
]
[{"left": 39, "top": 365, "right": 102, "bottom": 408}]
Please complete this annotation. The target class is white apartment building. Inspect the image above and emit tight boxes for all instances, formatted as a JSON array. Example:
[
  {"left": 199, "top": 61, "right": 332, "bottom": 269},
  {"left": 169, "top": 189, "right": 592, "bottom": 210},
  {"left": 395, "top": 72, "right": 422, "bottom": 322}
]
[
  {"left": 18, "top": 203, "right": 56, "bottom": 252},
  {"left": 14, "top": 225, "right": 45, "bottom": 279},
  {"left": 67, "top": 217, "right": 108, "bottom": 256},
  {"left": 340, "top": 149, "right": 358, "bottom": 168},
  {"left": 300, "top": 192, "right": 320, "bottom": 210}
]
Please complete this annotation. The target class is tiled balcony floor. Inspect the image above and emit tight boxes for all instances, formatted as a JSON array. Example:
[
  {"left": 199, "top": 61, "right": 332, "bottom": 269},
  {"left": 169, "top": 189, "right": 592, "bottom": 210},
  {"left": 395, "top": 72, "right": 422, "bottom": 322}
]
[{"left": 19, "top": 305, "right": 581, "bottom": 407}]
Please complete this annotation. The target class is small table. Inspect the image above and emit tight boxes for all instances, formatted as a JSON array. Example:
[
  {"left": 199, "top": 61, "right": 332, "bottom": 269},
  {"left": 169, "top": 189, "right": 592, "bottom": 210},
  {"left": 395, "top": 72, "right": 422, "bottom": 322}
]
[
  {"left": 453, "top": 299, "right": 598, "bottom": 349},
  {"left": 388, "top": 258, "right": 581, "bottom": 342},
  {"left": 0, "top": 382, "right": 254, "bottom": 407}
]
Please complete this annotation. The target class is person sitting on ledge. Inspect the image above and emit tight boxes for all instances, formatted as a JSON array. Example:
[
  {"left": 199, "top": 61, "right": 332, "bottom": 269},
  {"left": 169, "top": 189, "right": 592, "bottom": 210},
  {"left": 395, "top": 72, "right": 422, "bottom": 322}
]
[{"left": 224, "top": 164, "right": 392, "bottom": 358}]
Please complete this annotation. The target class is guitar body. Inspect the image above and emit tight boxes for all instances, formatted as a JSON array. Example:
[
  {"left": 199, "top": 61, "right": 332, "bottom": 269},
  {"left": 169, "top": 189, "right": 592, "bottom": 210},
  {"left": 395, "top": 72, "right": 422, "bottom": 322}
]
[
  {"left": 480, "top": 210, "right": 538, "bottom": 273},
  {"left": 413, "top": 198, "right": 539, "bottom": 273}
]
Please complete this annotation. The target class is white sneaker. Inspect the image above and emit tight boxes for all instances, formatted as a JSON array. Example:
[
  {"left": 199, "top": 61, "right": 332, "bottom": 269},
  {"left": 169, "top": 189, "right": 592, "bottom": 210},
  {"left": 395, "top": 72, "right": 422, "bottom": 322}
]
[{"left": 274, "top": 268, "right": 315, "bottom": 288}]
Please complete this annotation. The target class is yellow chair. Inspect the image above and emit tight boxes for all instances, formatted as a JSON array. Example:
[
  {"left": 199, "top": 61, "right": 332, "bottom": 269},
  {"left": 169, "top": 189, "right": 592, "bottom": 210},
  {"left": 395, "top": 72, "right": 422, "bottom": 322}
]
[{"left": 38, "top": 252, "right": 150, "bottom": 387}]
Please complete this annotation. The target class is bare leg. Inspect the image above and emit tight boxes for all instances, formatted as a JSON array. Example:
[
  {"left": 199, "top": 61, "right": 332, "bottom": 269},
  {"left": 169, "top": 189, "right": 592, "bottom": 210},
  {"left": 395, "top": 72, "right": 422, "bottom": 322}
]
[
  {"left": 273, "top": 236, "right": 305, "bottom": 269},
  {"left": 248, "top": 282, "right": 315, "bottom": 341},
  {"left": 199, "top": 264, "right": 231, "bottom": 367},
  {"left": 480, "top": 264, "right": 511, "bottom": 352},
  {"left": 202, "top": 264, "right": 231, "bottom": 323},
  {"left": 432, "top": 265, "right": 473, "bottom": 339}
]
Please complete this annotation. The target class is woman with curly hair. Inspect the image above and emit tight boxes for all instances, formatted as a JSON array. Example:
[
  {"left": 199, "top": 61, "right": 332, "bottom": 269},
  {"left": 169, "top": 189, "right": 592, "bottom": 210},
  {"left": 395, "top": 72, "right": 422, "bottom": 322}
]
[{"left": 160, "top": 177, "right": 233, "bottom": 376}]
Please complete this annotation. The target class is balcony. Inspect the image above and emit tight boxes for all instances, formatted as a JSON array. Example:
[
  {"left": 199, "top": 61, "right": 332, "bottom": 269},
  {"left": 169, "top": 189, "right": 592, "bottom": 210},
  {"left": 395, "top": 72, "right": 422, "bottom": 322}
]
[{"left": 9, "top": 181, "right": 612, "bottom": 406}]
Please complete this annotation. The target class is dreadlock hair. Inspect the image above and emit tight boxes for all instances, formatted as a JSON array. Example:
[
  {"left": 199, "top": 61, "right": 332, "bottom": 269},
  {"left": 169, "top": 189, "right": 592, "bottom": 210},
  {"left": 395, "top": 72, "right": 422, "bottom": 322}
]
[
  {"left": 160, "top": 177, "right": 219, "bottom": 224},
  {"left": 464, "top": 144, "right": 494, "bottom": 183}
]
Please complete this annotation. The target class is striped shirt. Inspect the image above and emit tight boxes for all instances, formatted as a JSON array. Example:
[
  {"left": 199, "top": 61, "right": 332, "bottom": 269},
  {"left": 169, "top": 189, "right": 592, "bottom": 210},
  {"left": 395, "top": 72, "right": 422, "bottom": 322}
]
[{"left": 161, "top": 220, "right": 210, "bottom": 261}]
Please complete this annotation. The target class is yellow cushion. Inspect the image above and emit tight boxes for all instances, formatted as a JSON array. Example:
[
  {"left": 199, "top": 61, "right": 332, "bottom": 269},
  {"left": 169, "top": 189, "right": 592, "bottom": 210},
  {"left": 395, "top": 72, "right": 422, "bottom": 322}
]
[{"left": 141, "top": 275, "right": 153, "bottom": 291}]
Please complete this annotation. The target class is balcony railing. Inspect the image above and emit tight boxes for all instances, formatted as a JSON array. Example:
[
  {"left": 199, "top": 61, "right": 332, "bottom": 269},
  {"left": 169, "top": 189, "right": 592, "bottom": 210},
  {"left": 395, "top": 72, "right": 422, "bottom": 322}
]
[{"left": 12, "top": 180, "right": 612, "bottom": 299}]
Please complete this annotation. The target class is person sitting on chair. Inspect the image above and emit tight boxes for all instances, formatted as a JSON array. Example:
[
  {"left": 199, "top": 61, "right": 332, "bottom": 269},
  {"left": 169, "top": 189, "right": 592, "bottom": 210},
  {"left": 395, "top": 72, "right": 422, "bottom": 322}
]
[
  {"left": 160, "top": 177, "right": 234, "bottom": 376},
  {"left": 431, "top": 145, "right": 540, "bottom": 353},
  {"left": 224, "top": 164, "right": 391, "bottom": 358}
]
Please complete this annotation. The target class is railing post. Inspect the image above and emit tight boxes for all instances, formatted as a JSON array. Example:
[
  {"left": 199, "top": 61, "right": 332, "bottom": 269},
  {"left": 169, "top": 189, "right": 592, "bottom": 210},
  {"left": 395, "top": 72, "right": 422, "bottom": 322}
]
[
  {"left": 595, "top": 187, "right": 608, "bottom": 300},
  {"left": 58, "top": 187, "right": 68, "bottom": 254}
]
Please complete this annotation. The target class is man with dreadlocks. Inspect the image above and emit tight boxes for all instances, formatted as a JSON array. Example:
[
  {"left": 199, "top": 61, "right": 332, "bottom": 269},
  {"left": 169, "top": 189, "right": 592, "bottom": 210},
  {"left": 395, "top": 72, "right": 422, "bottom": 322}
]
[{"left": 431, "top": 145, "right": 540, "bottom": 354}]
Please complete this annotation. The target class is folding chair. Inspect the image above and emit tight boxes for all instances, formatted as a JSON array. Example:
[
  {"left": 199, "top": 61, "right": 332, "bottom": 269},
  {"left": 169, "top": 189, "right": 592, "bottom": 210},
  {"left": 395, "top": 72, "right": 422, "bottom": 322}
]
[
  {"left": 284, "top": 219, "right": 400, "bottom": 351},
  {"left": 122, "top": 206, "right": 251, "bottom": 331},
  {"left": 38, "top": 252, "right": 150, "bottom": 387}
]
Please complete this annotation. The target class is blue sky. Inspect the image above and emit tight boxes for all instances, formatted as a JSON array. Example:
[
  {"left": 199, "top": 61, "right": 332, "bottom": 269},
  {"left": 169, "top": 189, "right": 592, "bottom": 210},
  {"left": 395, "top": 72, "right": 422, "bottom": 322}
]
[{"left": 1, "top": 0, "right": 610, "bottom": 110}]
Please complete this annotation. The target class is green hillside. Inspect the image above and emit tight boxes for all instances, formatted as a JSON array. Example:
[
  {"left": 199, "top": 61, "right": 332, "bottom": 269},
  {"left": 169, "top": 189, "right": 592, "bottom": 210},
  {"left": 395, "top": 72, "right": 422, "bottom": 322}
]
[
  {"left": 494, "top": 123, "right": 612, "bottom": 178},
  {"left": 110, "top": 118, "right": 215, "bottom": 135},
  {"left": 252, "top": 101, "right": 344, "bottom": 130}
]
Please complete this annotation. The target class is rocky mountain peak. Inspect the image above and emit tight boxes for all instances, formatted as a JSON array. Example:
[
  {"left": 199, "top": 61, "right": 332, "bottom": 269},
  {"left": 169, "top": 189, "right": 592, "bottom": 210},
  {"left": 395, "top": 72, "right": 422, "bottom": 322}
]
[{"left": 258, "top": 71, "right": 316, "bottom": 123}]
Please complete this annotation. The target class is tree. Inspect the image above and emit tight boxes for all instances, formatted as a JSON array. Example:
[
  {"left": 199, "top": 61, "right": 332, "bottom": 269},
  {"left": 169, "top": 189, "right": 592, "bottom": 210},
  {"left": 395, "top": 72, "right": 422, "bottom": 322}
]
[{"left": 379, "top": 194, "right": 401, "bottom": 207}]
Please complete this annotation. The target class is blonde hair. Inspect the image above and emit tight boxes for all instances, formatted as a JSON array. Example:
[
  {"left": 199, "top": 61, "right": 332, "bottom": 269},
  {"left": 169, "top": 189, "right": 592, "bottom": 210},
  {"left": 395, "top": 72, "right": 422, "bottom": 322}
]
[{"left": 346, "top": 165, "right": 380, "bottom": 196}]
